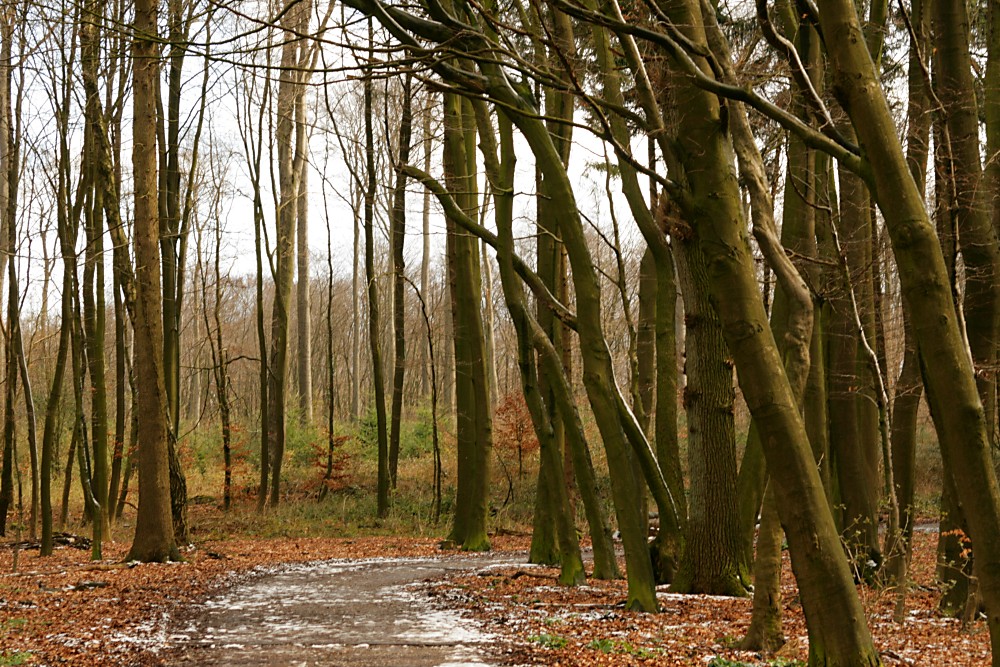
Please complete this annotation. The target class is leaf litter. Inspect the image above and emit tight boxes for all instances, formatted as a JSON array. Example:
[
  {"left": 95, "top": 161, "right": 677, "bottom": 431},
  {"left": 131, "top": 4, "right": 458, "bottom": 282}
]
[{"left": 0, "top": 530, "right": 989, "bottom": 666}]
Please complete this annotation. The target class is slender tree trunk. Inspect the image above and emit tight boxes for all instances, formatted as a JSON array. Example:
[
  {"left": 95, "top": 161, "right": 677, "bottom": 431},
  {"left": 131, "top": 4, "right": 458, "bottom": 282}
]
[
  {"left": 0, "top": 281, "right": 14, "bottom": 538},
  {"left": 296, "top": 147, "right": 313, "bottom": 425},
  {"left": 482, "top": 110, "right": 584, "bottom": 584},
  {"left": 528, "top": 6, "right": 576, "bottom": 566},
  {"left": 419, "top": 96, "right": 433, "bottom": 398},
  {"left": 267, "top": 0, "right": 312, "bottom": 506},
  {"left": 650, "top": 228, "right": 684, "bottom": 583},
  {"left": 40, "top": 277, "right": 72, "bottom": 554},
  {"left": 364, "top": 19, "right": 390, "bottom": 517},
  {"left": 886, "top": 0, "right": 930, "bottom": 598},
  {"left": 108, "top": 277, "right": 127, "bottom": 524},
  {"left": 636, "top": 248, "right": 656, "bottom": 434},
  {"left": 740, "top": 484, "right": 785, "bottom": 651},
  {"left": 351, "top": 181, "right": 362, "bottom": 421},
  {"left": 80, "top": 12, "right": 111, "bottom": 531},
  {"left": 389, "top": 72, "right": 413, "bottom": 488},
  {"left": 0, "top": 12, "right": 11, "bottom": 540},
  {"left": 827, "top": 164, "right": 881, "bottom": 569}
]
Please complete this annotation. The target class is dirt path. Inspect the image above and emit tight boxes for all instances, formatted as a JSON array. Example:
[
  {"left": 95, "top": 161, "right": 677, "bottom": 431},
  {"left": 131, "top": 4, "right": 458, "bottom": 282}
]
[{"left": 164, "top": 553, "right": 523, "bottom": 667}]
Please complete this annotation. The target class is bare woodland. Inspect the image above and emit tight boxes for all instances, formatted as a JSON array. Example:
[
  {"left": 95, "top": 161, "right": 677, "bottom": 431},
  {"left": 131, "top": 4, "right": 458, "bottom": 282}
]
[{"left": 1, "top": 0, "right": 1000, "bottom": 665}]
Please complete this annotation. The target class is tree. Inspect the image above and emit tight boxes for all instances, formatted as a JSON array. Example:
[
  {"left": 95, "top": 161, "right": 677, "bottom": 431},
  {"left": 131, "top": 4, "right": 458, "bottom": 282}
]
[
  {"left": 388, "top": 72, "right": 413, "bottom": 488},
  {"left": 267, "top": 0, "right": 314, "bottom": 507},
  {"left": 442, "top": 89, "right": 492, "bottom": 551},
  {"left": 127, "top": 0, "right": 179, "bottom": 563}
]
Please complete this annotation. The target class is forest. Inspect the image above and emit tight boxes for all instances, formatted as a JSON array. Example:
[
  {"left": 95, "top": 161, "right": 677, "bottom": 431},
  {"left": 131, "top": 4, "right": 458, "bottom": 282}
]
[{"left": 0, "top": 0, "right": 999, "bottom": 665}]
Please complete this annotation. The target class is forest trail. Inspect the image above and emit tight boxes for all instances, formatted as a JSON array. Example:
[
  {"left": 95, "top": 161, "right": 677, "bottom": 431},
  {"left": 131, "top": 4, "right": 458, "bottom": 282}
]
[{"left": 165, "top": 553, "right": 522, "bottom": 667}]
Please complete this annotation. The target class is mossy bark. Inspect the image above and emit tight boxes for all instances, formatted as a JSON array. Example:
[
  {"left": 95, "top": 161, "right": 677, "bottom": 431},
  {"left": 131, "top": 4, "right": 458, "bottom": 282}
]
[
  {"left": 479, "top": 109, "right": 583, "bottom": 583},
  {"left": 529, "top": 8, "right": 575, "bottom": 565},
  {"left": 444, "top": 92, "right": 491, "bottom": 552},
  {"left": 648, "top": 0, "right": 880, "bottom": 661},
  {"left": 739, "top": 484, "right": 785, "bottom": 652},
  {"left": 820, "top": 0, "right": 1000, "bottom": 658}
]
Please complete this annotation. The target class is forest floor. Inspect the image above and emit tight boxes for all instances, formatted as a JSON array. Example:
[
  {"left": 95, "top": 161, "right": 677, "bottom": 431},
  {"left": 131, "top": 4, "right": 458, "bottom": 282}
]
[{"left": 0, "top": 520, "right": 989, "bottom": 666}]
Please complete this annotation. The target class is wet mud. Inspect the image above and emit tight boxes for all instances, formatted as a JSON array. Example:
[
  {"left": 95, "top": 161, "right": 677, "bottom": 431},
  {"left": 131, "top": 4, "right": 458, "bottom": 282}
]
[{"left": 165, "top": 554, "right": 522, "bottom": 667}]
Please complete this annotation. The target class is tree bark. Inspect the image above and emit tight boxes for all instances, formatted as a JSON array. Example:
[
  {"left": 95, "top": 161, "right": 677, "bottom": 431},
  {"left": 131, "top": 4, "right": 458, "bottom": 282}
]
[
  {"left": 443, "top": 91, "right": 491, "bottom": 551},
  {"left": 389, "top": 72, "right": 413, "bottom": 488},
  {"left": 127, "top": 0, "right": 179, "bottom": 562},
  {"left": 672, "top": 218, "right": 747, "bottom": 597},
  {"left": 267, "top": 0, "right": 312, "bottom": 506},
  {"left": 818, "top": 0, "right": 1000, "bottom": 658}
]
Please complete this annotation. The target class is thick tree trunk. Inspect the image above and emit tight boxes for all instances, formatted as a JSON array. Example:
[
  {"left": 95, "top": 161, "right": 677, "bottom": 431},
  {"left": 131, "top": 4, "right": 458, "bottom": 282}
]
[
  {"left": 672, "top": 225, "right": 747, "bottom": 597},
  {"left": 818, "top": 0, "right": 1000, "bottom": 659},
  {"left": 127, "top": 0, "right": 178, "bottom": 562},
  {"left": 651, "top": 1, "right": 879, "bottom": 660},
  {"left": 444, "top": 92, "right": 491, "bottom": 551}
]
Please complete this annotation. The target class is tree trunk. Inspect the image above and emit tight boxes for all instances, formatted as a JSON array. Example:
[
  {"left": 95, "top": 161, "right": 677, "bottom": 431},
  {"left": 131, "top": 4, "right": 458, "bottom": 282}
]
[
  {"left": 672, "top": 221, "right": 747, "bottom": 597},
  {"left": 528, "top": 7, "right": 576, "bottom": 566},
  {"left": 827, "top": 166, "right": 881, "bottom": 570},
  {"left": 362, "top": 20, "right": 390, "bottom": 517},
  {"left": 739, "top": 484, "right": 785, "bottom": 652},
  {"left": 389, "top": 72, "right": 413, "bottom": 488},
  {"left": 818, "top": 0, "right": 1000, "bottom": 658},
  {"left": 420, "top": 93, "right": 433, "bottom": 398},
  {"left": 127, "top": 0, "right": 178, "bottom": 562},
  {"left": 886, "top": 0, "right": 930, "bottom": 594},
  {"left": 351, "top": 179, "right": 362, "bottom": 421},
  {"left": 484, "top": 109, "right": 583, "bottom": 584},
  {"left": 636, "top": 248, "right": 656, "bottom": 434},
  {"left": 296, "top": 144, "right": 313, "bottom": 425},
  {"left": 443, "top": 91, "right": 491, "bottom": 551},
  {"left": 267, "top": 0, "right": 312, "bottom": 506}
]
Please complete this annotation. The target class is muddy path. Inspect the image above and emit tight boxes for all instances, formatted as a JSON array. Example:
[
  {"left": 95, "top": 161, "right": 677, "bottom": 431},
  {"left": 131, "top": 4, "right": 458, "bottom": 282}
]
[{"left": 164, "top": 553, "right": 524, "bottom": 667}]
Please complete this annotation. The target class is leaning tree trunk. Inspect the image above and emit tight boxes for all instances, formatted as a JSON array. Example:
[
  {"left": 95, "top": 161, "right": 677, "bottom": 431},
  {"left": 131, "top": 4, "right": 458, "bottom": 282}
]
[
  {"left": 739, "top": 1, "right": 822, "bottom": 643},
  {"left": 818, "top": 0, "right": 1000, "bottom": 659},
  {"left": 485, "top": 110, "right": 584, "bottom": 585},
  {"left": 528, "top": 6, "right": 576, "bottom": 566}
]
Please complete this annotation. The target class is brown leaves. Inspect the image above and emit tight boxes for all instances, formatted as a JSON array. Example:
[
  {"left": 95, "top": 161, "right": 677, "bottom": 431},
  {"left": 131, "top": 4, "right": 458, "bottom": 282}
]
[
  {"left": 0, "top": 529, "right": 989, "bottom": 666},
  {"left": 441, "top": 531, "right": 990, "bottom": 667},
  {"left": 0, "top": 535, "right": 447, "bottom": 665}
]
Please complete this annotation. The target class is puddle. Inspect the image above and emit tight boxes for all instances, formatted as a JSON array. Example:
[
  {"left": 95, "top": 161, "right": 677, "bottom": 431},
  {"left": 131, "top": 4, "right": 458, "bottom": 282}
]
[{"left": 166, "top": 554, "right": 522, "bottom": 666}]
